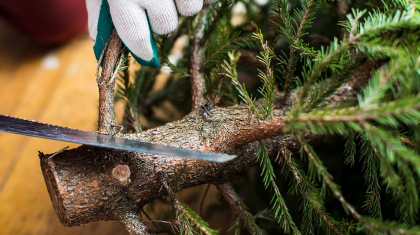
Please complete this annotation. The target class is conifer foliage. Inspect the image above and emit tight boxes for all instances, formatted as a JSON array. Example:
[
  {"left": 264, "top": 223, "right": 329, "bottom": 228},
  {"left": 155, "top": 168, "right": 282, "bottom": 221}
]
[{"left": 115, "top": 0, "right": 420, "bottom": 234}]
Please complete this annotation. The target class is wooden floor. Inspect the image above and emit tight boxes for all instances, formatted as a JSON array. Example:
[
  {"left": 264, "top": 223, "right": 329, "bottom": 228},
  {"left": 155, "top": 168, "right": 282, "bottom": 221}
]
[{"left": 0, "top": 21, "right": 128, "bottom": 234}]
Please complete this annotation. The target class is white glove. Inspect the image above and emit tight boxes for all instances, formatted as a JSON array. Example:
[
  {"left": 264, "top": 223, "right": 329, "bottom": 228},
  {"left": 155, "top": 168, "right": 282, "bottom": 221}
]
[{"left": 86, "top": 0, "right": 218, "bottom": 67}]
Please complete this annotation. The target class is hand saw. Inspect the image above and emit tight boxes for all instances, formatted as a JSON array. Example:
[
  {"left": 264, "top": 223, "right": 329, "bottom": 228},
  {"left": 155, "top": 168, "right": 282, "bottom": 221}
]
[{"left": 0, "top": 114, "right": 235, "bottom": 162}]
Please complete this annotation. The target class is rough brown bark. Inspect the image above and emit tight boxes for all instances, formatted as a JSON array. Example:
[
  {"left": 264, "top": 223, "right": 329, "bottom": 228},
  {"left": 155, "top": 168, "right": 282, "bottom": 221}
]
[
  {"left": 98, "top": 30, "right": 123, "bottom": 134},
  {"left": 189, "top": 37, "right": 207, "bottom": 110},
  {"left": 189, "top": 12, "right": 208, "bottom": 110}
]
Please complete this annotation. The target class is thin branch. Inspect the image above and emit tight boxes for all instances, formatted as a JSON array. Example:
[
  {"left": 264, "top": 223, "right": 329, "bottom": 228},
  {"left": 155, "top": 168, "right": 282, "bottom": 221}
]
[
  {"left": 114, "top": 210, "right": 150, "bottom": 235},
  {"left": 400, "top": 136, "right": 415, "bottom": 147},
  {"left": 303, "top": 53, "right": 362, "bottom": 111},
  {"left": 296, "top": 35, "right": 364, "bottom": 110},
  {"left": 294, "top": 97, "right": 420, "bottom": 123},
  {"left": 109, "top": 50, "right": 126, "bottom": 85},
  {"left": 96, "top": 41, "right": 108, "bottom": 83},
  {"left": 294, "top": 135, "right": 412, "bottom": 233},
  {"left": 280, "top": 149, "right": 343, "bottom": 235},
  {"left": 282, "top": 0, "right": 316, "bottom": 103},
  {"left": 349, "top": 11, "right": 365, "bottom": 41},
  {"left": 199, "top": 184, "right": 211, "bottom": 216},
  {"left": 296, "top": 135, "right": 361, "bottom": 221},
  {"left": 98, "top": 29, "right": 123, "bottom": 134},
  {"left": 190, "top": 10, "right": 208, "bottom": 109},
  {"left": 217, "top": 182, "right": 261, "bottom": 235},
  {"left": 295, "top": 47, "right": 317, "bottom": 58}
]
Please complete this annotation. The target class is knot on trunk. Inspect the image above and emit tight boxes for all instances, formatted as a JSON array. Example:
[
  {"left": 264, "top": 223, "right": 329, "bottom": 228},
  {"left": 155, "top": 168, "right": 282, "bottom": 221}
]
[{"left": 112, "top": 165, "right": 131, "bottom": 185}]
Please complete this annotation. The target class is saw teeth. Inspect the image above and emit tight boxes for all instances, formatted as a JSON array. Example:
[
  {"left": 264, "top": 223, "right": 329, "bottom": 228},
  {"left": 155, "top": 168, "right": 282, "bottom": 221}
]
[{"left": 0, "top": 113, "right": 236, "bottom": 162}]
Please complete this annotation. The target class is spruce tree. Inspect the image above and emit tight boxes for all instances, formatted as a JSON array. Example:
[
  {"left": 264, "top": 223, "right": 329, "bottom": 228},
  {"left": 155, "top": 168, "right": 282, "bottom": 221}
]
[{"left": 101, "top": 0, "right": 420, "bottom": 234}]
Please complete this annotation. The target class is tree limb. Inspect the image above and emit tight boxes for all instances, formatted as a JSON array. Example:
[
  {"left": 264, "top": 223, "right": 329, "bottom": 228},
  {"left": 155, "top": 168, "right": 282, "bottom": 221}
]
[
  {"left": 98, "top": 29, "right": 123, "bottom": 134},
  {"left": 189, "top": 12, "right": 208, "bottom": 110}
]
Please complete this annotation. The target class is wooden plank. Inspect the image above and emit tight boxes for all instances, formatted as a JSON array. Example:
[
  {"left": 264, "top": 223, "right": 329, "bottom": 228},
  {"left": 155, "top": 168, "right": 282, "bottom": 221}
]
[
  {"left": 0, "top": 31, "right": 126, "bottom": 234},
  {"left": 0, "top": 46, "right": 72, "bottom": 185}
]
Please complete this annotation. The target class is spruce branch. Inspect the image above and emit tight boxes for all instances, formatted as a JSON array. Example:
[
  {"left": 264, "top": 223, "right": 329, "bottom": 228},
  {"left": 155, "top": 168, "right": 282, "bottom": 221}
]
[
  {"left": 279, "top": 149, "right": 347, "bottom": 235},
  {"left": 361, "top": 123, "right": 420, "bottom": 225},
  {"left": 281, "top": 0, "right": 319, "bottom": 103},
  {"left": 359, "top": 59, "right": 407, "bottom": 109},
  {"left": 296, "top": 134, "right": 420, "bottom": 234},
  {"left": 295, "top": 37, "right": 355, "bottom": 111},
  {"left": 271, "top": 0, "right": 293, "bottom": 43},
  {"left": 200, "top": 0, "right": 233, "bottom": 45},
  {"left": 303, "top": 52, "right": 360, "bottom": 112},
  {"left": 257, "top": 142, "right": 301, "bottom": 234},
  {"left": 344, "top": 131, "right": 357, "bottom": 167},
  {"left": 362, "top": 123, "right": 420, "bottom": 171},
  {"left": 295, "top": 135, "right": 342, "bottom": 198},
  {"left": 295, "top": 6, "right": 418, "bottom": 113},
  {"left": 292, "top": 94, "right": 420, "bottom": 125},
  {"left": 360, "top": 135, "right": 383, "bottom": 220},
  {"left": 223, "top": 51, "right": 261, "bottom": 119},
  {"left": 253, "top": 31, "right": 277, "bottom": 120}
]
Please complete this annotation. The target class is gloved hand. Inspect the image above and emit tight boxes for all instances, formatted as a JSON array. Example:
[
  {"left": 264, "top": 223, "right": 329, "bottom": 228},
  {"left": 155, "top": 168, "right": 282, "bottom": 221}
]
[{"left": 86, "top": 0, "right": 218, "bottom": 67}]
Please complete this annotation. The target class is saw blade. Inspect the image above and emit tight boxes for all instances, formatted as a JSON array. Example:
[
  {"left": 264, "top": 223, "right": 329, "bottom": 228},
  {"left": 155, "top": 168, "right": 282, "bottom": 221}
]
[{"left": 0, "top": 114, "right": 235, "bottom": 163}]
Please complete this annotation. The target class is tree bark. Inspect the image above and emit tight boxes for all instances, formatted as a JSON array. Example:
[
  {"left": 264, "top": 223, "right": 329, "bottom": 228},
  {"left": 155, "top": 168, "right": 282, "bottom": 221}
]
[
  {"left": 189, "top": 37, "right": 207, "bottom": 110},
  {"left": 189, "top": 11, "right": 208, "bottom": 110},
  {"left": 98, "top": 30, "right": 123, "bottom": 134}
]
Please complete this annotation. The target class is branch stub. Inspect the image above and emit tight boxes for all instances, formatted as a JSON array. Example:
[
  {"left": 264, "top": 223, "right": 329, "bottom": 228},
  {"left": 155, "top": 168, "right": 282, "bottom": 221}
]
[{"left": 112, "top": 165, "right": 131, "bottom": 185}]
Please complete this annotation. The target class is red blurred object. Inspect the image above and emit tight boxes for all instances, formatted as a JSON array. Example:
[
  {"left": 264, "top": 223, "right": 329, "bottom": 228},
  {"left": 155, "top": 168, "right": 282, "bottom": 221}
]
[{"left": 0, "top": 0, "right": 87, "bottom": 44}]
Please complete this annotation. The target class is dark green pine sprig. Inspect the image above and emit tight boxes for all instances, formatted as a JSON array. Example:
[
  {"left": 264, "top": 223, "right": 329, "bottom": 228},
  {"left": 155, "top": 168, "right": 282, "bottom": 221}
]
[{"left": 232, "top": 0, "right": 420, "bottom": 234}]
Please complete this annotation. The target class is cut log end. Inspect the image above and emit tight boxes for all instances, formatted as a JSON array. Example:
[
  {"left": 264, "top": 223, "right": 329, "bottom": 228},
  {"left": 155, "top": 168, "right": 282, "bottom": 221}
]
[{"left": 38, "top": 147, "right": 140, "bottom": 227}]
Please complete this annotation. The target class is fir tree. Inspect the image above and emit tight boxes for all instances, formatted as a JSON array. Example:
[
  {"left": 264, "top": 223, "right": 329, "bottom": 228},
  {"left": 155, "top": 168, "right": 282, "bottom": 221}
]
[{"left": 110, "top": 0, "right": 420, "bottom": 234}]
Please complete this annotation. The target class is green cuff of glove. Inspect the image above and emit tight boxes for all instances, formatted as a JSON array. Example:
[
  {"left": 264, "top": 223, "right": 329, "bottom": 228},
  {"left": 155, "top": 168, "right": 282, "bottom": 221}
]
[{"left": 93, "top": 0, "right": 160, "bottom": 68}]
